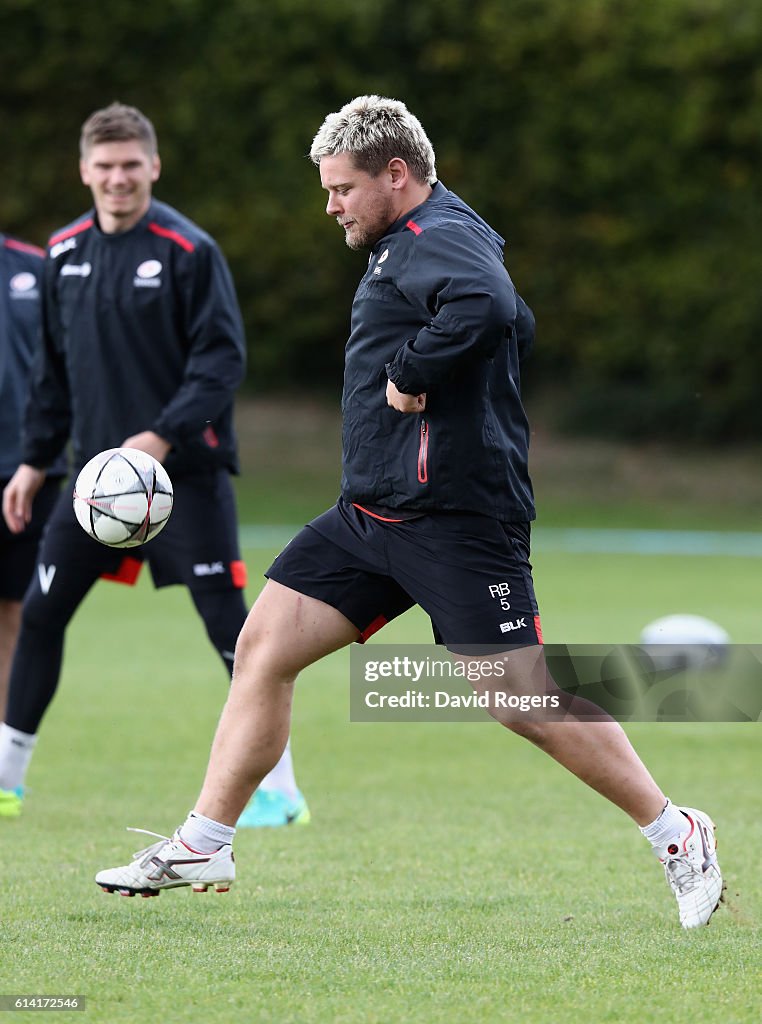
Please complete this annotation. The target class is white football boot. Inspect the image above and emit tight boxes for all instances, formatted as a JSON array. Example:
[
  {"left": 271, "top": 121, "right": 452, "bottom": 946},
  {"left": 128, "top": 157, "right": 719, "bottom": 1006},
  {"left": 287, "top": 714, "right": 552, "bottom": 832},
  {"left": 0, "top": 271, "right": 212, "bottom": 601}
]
[
  {"left": 96, "top": 829, "right": 234, "bottom": 897},
  {"left": 656, "top": 807, "right": 723, "bottom": 928}
]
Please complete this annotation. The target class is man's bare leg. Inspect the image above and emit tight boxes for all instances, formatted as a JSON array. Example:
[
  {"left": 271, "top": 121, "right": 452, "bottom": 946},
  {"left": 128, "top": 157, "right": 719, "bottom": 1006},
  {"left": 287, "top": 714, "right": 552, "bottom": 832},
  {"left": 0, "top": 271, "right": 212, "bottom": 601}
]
[
  {"left": 0, "top": 600, "right": 22, "bottom": 721},
  {"left": 514, "top": 714, "right": 667, "bottom": 826},
  {"left": 471, "top": 645, "right": 667, "bottom": 826},
  {"left": 195, "top": 579, "right": 359, "bottom": 825}
]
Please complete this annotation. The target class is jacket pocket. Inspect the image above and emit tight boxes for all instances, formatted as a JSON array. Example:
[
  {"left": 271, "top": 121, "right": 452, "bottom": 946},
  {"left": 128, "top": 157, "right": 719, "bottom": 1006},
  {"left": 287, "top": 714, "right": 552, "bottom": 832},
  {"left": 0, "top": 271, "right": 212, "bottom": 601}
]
[{"left": 417, "top": 419, "right": 429, "bottom": 484}]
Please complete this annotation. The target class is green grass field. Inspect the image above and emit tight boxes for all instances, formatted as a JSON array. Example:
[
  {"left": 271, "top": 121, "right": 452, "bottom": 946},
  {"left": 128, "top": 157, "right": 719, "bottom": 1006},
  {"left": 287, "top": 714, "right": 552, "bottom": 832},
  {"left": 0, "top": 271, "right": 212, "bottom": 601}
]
[{"left": 3, "top": 520, "right": 760, "bottom": 1023}]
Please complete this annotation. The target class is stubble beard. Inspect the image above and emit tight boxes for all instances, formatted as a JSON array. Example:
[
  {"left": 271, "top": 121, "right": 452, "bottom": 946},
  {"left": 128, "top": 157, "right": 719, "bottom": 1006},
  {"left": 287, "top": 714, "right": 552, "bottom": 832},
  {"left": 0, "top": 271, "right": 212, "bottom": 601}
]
[{"left": 343, "top": 194, "right": 396, "bottom": 251}]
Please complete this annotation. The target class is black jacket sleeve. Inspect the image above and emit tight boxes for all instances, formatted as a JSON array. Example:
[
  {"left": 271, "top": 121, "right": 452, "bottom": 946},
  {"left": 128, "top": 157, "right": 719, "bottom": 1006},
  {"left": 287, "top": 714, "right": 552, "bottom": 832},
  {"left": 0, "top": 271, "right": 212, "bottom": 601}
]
[
  {"left": 21, "top": 256, "right": 72, "bottom": 469},
  {"left": 152, "top": 240, "right": 246, "bottom": 447},
  {"left": 384, "top": 223, "right": 517, "bottom": 395}
]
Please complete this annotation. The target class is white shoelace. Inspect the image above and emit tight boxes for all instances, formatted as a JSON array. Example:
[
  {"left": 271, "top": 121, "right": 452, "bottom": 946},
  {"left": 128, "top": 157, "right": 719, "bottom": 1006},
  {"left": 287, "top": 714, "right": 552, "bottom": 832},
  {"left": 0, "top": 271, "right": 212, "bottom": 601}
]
[
  {"left": 126, "top": 826, "right": 172, "bottom": 861},
  {"left": 663, "top": 856, "right": 701, "bottom": 896}
]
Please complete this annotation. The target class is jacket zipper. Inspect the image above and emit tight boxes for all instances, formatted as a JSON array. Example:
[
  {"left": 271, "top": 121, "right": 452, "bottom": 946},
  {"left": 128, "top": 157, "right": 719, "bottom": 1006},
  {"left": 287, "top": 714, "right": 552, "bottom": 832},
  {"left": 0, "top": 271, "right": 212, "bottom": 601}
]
[{"left": 417, "top": 420, "right": 429, "bottom": 484}]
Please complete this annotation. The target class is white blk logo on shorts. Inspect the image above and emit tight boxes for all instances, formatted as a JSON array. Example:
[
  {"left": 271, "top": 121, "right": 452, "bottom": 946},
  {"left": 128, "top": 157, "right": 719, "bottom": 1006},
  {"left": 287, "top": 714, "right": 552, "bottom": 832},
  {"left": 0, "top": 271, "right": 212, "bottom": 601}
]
[
  {"left": 500, "top": 618, "right": 526, "bottom": 633},
  {"left": 193, "top": 562, "right": 225, "bottom": 576}
]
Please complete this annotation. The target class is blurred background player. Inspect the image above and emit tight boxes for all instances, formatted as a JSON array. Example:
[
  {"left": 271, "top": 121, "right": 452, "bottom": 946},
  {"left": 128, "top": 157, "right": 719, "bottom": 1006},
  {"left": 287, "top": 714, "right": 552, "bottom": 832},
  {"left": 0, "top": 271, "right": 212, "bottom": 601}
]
[
  {"left": 0, "top": 232, "right": 66, "bottom": 763},
  {"left": 0, "top": 104, "right": 308, "bottom": 827}
]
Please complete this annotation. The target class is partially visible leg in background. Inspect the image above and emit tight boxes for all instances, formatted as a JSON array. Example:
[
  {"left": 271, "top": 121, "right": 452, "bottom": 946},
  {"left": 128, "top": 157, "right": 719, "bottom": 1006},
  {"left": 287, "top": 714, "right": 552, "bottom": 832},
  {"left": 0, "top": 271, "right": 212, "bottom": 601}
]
[
  {"left": 0, "top": 599, "right": 25, "bottom": 818},
  {"left": 0, "top": 599, "right": 22, "bottom": 720},
  {"left": 0, "top": 515, "right": 105, "bottom": 809},
  {"left": 194, "top": 580, "right": 358, "bottom": 825},
  {"left": 190, "top": 583, "right": 312, "bottom": 827}
]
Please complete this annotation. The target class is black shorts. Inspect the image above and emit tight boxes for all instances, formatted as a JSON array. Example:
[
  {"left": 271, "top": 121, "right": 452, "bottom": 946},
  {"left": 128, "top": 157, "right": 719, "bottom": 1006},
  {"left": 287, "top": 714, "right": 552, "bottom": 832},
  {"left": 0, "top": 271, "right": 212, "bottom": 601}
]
[
  {"left": 36, "top": 470, "right": 247, "bottom": 594},
  {"left": 266, "top": 498, "right": 542, "bottom": 647},
  {"left": 0, "top": 476, "right": 62, "bottom": 601}
]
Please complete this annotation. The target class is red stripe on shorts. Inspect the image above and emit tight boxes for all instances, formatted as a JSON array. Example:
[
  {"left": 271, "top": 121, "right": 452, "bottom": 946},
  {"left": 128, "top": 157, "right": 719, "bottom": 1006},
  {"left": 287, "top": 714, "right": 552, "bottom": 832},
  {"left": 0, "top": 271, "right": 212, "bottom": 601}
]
[
  {"left": 101, "top": 556, "right": 143, "bottom": 586},
  {"left": 359, "top": 615, "right": 388, "bottom": 643},
  {"left": 231, "top": 560, "right": 248, "bottom": 588}
]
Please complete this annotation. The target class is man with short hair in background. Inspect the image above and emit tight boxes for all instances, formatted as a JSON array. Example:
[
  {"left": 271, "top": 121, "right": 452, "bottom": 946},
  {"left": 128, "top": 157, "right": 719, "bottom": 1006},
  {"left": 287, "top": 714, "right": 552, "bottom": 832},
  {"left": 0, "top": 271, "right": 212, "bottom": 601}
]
[{"left": 0, "top": 103, "right": 309, "bottom": 827}]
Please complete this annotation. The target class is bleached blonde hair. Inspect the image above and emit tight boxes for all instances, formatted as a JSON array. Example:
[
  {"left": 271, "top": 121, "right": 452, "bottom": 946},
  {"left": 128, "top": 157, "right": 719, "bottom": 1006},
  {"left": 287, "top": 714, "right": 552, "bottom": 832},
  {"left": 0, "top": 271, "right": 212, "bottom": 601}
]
[{"left": 310, "top": 95, "right": 437, "bottom": 185}]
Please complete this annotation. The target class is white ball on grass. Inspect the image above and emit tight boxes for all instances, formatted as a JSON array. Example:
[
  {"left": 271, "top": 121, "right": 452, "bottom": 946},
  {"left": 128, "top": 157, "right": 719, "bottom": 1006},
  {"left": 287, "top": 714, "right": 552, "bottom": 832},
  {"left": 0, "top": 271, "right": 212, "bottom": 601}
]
[{"left": 640, "top": 614, "right": 729, "bottom": 671}]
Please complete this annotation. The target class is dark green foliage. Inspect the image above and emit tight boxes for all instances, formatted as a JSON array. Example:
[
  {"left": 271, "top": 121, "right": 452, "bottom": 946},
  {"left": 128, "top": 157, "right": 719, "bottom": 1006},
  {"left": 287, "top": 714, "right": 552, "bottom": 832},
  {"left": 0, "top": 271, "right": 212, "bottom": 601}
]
[{"left": 2, "top": 0, "right": 760, "bottom": 438}]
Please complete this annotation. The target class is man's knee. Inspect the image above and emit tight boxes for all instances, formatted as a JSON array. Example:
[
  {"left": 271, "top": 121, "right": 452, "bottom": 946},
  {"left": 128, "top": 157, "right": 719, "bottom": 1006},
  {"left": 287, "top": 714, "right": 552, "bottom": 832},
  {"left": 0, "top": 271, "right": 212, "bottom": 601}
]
[
  {"left": 234, "top": 578, "right": 358, "bottom": 680},
  {"left": 234, "top": 609, "right": 292, "bottom": 678},
  {"left": 501, "top": 717, "right": 550, "bottom": 745},
  {"left": 19, "top": 586, "right": 72, "bottom": 636}
]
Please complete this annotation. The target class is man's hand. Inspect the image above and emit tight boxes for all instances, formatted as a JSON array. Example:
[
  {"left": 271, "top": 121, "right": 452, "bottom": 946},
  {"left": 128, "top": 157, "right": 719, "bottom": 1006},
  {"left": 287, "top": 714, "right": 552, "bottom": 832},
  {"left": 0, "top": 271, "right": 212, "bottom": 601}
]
[
  {"left": 386, "top": 379, "right": 426, "bottom": 413},
  {"left": 121, "top": 431, "right": 171, "bottom": 463},
  {"left": 2, "top": 465, "right": 47, "bottom": 534}
]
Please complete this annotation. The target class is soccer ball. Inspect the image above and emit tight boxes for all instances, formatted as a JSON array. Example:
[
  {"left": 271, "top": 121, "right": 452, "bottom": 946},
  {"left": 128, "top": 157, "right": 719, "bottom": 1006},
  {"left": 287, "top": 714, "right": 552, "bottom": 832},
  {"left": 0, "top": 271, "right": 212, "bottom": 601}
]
[
  {"left": 639, "top": 614, "right": 730, "bottom": 671},
  {"left": 73, "top": 448, "right": 173, "bottom": 548}
]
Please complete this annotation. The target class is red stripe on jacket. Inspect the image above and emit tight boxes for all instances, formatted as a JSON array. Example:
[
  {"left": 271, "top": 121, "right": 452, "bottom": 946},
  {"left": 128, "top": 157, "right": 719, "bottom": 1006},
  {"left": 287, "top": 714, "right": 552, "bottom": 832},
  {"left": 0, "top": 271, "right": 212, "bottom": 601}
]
[
  {"left": 148, "top": 222, "right": 195, "bottom": 252},
  {"left": 4, "top": 238, "right": 45, "bottom": 258},
  {"left": 48, "top": 219, "right": 94, "bottom": 247}
]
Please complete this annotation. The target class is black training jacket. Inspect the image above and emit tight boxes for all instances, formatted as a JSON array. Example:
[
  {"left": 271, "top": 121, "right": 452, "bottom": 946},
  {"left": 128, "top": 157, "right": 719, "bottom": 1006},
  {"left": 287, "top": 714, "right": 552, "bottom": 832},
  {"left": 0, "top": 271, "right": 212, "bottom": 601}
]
[
  {"left": 1, "top": 235, "right": 67, "bottom": 479},
  {"left": 342, "top": 181, "right": 536, "bottom": 522},
  {"left": 23, "top": 200, "right": 246, "bottom": 478}
]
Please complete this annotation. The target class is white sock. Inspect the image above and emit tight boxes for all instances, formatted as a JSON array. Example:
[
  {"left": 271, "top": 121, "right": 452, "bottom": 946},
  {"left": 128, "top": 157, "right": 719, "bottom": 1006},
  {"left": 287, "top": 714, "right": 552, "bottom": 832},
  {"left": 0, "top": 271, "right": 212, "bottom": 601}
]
[
  {"left": 179, "top": 811, "right": 236, "bottom": 854},
  {"left": 257, "top": 739, "right": 299, "bottom": 801},
  {"left": 640, "top": 799, "right": 688, "bottom": 849},
  {"left": 0, "top": 724, "right": 38, "bottom": 790}
]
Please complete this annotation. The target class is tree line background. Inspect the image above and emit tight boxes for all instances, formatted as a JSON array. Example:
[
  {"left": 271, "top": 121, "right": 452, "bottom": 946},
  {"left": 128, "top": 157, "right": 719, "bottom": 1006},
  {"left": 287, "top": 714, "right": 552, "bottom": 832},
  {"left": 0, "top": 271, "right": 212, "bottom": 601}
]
[{"left": 2, "top": 0, "right": 760, "bottom": 441}]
